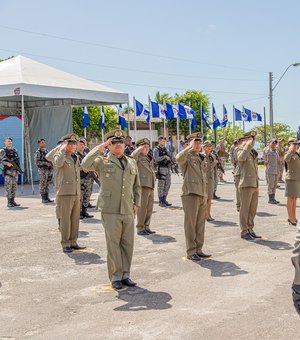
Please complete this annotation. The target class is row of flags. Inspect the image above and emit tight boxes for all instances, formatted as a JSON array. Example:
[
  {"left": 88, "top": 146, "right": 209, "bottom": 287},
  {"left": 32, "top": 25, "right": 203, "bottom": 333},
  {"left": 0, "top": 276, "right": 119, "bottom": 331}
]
[{"left": 82, "top": 102, "right": 262, "bottom": 131}]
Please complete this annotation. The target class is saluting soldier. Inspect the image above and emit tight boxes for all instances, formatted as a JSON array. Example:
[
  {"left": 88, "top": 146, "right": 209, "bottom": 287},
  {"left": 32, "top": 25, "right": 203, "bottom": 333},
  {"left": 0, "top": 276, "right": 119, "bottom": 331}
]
[
  {"left": 82, "top": 129, "right": 141, "bottom": 290},
  {"left": 233, "top": 137, "right": 244, "bottom": 212},
  {"left": 237, "top": 131, "right": 261, "bottom": 240},
  {"left": 34, "top": 138, "right": 54, "bottom": 203},
  {"left": 132, "top": 138, "right": 156, "bottom": 236},
  {"left": 0, "top": 137, "right": 21, "bottom": 207},
  {"left": 176, "top": 132, "right": 211, "bottom": 261},
  {"left": 53, "top": 134, "right": 86, "bottom": 253},
  {"left": 153, "top": 135, "right": 172, "bottom": 207},
  {"left": 216, "top": 137, "right": 228, "bottom": 182},
  {"left": 264, "top": 139, "right": 280, "bottom": 204},
  {"left": 229, "top": 139, "right": 238, "bottom": 168},
  {"left": 277, "top": 137, "right": 286, "bottom": 183}
]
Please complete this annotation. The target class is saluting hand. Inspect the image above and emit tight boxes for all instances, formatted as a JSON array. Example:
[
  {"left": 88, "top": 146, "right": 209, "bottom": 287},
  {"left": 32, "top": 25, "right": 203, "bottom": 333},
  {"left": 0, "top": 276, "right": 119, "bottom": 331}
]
[{"left": 289, "top": 144, "right": 296, "bottom": 152}]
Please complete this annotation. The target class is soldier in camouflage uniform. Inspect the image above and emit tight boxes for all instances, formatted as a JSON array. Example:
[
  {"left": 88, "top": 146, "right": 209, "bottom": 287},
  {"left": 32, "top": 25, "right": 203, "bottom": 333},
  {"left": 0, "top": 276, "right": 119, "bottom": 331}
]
[
  {"left": 0, "top": 137, "right": 22, "bottom": 207},
  {"left": 153, "top": 136, "right": 172, "bottom": 207},
  {"left": 76, "top": 139, "right": 93, "bottom": 219},
  {"left": 34, "top": 138, "right": 54, "bottom": 203}
]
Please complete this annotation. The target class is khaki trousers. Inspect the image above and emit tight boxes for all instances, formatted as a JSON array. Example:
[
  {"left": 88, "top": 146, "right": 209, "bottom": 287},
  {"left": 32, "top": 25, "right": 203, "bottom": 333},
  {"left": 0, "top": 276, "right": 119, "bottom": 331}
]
[
  {"left": 267, "top": 174, "right": 278, "bottom": 195},
  {"left": 136, "top": 187, "right": 154, "bottom": 232},
  {"left": 234, "top": 175, "right": 241, "bottom": 210},
  {"left": 181, "top": 194, "right": 207, "bottom": 257},
  {"left": 292, "top": 224, "right": 300, "bottom": 284},
  {"left": 101, "top": 212, "right": 134, "bottom": 282},
  {"left": 239, "top": 187, "right": 258, "bottom": 234},
  {"left": 58, "top": 195, "right": 80, "bottom": 247}
]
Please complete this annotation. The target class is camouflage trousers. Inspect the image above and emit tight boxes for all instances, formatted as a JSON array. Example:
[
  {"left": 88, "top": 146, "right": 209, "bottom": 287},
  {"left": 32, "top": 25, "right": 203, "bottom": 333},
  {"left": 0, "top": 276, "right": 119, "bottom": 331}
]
[
  {"left": 80, "top": 178, "right": 93, "bottom": 208},
  {"left": 38, "top": 168, "right": 52, "bottom": 195},
  {"left": 157, "top": 167, "right": 171, "bottom": 197},
  {"left": 4, "top": 174, "right": 17, "bottom": 199}
]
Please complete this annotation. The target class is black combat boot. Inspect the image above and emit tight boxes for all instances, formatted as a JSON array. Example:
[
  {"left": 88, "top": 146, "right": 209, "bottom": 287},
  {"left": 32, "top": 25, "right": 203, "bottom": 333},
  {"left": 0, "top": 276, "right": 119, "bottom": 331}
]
[
  {"left": 46, "top": 194, "right": 54, "bottom": 203},
  {"left": 80, "top": 209, "right": 84, "bottom": 219},
  {"left": 42, "top": 194, "right": 48, "bottom": 203},
  {"left": 7, "top": 198, "right": 14, "bottom": 207},
  {"left": 12, "top": 198, "right": 20, "bottom": 206},
  {"left": 163, "top": 196, "right": 172, "bottom": 206},
  {"left": 82, "top": 206, "right": 94, "bottom": 218},
  {"left": 159, "top": 197, "right": 166, "bottom": 207}
]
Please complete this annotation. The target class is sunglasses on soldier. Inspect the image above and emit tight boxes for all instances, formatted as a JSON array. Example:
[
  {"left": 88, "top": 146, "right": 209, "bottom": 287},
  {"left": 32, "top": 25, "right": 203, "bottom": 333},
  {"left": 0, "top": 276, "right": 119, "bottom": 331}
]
[{"left": 111, "top": 140, "right": 124, "bottom": 145}]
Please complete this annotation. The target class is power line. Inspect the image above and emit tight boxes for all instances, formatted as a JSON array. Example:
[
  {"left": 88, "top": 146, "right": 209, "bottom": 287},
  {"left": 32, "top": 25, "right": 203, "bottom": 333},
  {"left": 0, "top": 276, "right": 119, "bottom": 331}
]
[
  {"left": 0, "top": 24, "right": 267, "bottom": 73},
  {"left": 0, "top": 48, "right": 267, "bottom": 82}
]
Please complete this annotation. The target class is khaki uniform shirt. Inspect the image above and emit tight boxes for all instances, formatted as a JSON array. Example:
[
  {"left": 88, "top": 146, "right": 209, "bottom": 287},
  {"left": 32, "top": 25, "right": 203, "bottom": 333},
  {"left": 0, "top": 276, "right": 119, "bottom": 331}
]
[
  {"left": 264, "top": 148, "right": 280, "bottom": 175},
  {"left": 82, "top": 146, "right": 141, "bottom": 214},
  {"left": 176, "top": 146, "right": 207, "bottom": 197},
  {"left": 285, "top": 151, "right": 300, "bottom": 181},
  {"left": 233, "top": 147, "right": 241, "bottom": 177},
  {"left": 53, "top": 149, "right": 81, "bottom": 196},
  {"left": 216, "top": 143, "right": 228, "bottom": 158},
  {"left": 131, "top": 148, "right": 155, "bottom": 189},
  {"left": 237, "top": 143, "right": 258, "bottom": 188}
]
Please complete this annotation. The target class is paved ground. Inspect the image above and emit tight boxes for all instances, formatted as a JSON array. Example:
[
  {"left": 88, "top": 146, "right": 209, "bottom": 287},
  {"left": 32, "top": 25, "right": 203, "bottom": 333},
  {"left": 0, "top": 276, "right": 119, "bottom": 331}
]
[{"left": 0, "top": 168, "right": 299, "bottom": 340}]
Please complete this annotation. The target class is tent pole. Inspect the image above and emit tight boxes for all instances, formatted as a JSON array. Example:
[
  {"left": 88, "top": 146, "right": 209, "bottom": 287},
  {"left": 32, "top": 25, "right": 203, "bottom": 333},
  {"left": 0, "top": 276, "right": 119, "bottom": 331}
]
[
  {"left": 21, "top": 95, "right": 25, "bottom": 194},
  {"left": 133, "top": 96, "right": 137, "bottom": 143},
  {"left": 24, "top": 112, "right": 35, "bottom": 194},
  {"left": 127, "top": 101, "right": 130, "bottom": 137}
]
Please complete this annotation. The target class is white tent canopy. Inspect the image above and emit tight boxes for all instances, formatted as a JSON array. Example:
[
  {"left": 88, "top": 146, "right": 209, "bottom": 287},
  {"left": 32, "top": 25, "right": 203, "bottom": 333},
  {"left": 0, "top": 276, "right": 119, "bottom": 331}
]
[{"left": 0, "top": 55, "right": 129, "bottom": 188}]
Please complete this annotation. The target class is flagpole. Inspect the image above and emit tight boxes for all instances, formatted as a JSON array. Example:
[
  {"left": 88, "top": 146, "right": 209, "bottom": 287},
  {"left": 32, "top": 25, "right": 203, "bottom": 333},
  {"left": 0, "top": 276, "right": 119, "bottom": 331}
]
[
  {"left": 133, "top": 96, "right": 137, "bottom": 143},
  {"left": 233, "top": 105, "right": 236, "bottom": 139},
  {"left": 176, "top": 102, "right": 180, "bottom": 152},
  {"left": 163, "top": 99, "right": 167, "bottom": 137},
  {"left": 148, "top": 95, "right": 152, "bottom": 148},
  {"left": 84, "top": 128, "right": 86, "bottom": 139},
  {"left": 263, "top": 106, "right": 267, "bottom": 146},
  {"left": 101, "top": 106, "right": 104, "bottom": 142},
  {"left": 127, "top": 101, "right": 131, "bottom": 137},
  {"left": 188, "top": 101, "right": 192, "bottom": 134},
  {"left": 200, "top": 101, "right": 203, "bottom": 134}
]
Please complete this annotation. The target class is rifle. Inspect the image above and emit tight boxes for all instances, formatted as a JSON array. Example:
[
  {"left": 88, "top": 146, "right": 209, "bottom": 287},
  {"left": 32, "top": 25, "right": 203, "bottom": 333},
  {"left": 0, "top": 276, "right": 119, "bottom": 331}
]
[
  {"left": 1, "top": 155, "right": 24, "bottom": 174},
  {"left": 86, "top": 171, "right": 100, "bottom": 186}
]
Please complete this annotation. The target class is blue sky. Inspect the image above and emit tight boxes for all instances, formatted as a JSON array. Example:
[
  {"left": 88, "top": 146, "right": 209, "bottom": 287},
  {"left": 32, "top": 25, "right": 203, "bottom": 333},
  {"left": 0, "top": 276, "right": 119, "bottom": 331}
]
[{"left": 1, "top": 0, "right": 299, "bottom": 132}]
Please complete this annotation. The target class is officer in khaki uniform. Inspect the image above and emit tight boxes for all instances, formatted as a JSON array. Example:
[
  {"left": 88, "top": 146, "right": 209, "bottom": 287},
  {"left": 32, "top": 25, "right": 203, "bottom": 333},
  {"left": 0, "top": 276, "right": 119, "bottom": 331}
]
[
  {"left": 53, "top": 134, "right": 85, "bottom": 253},
  {"left": 82, "top": 129, "right": 141, "bottom": 290},
  {"left": 277, "top": 137, "right": 286, "bottom": 183},
  {"left": 264, "top": 139, "right": 281, "bottom": 204},
  {"left": 233, "top": 137, "right": 244, "bottom": 212},
  {"left": 216, "top": 137, "right": 228, "bottom": 182},
  {"left": 176, "top": 132, "right": 211, "bottom": 261},
  {"left": 237, "top": 131, "right": 261, "bottom": 240},
  {"left": 131, "top": 138, "right": 156, "bottom": 236}
]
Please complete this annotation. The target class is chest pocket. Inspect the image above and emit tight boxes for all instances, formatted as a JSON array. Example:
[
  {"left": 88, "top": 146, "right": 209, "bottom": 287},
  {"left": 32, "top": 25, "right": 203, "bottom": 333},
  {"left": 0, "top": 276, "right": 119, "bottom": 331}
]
[{"left": 103, "top": 164, "right": 116, "bottom": 179}]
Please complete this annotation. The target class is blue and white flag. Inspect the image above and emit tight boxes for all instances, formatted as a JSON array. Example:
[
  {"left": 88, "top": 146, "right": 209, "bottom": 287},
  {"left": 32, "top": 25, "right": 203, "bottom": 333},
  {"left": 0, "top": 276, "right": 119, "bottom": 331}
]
[
  {"left": 165, "top": 102, "right": 178, "bottom": 119},
  {"left": 221, "top": 105, "right": 228, "bottom": 128},
  {"left": 118, "top": 104, "right": 128, "bottom": 128},
  {"left": 135, "top": 99, "right": 150, "bottom": 123},
  {"left": 151, "top": 101, "right": 166, "bottom": 119},
  {"left": 234, "top": 108, "right": 242, "bottom": 121},
  {"left": 178, "top": 103, "right": 197, "bottom": 131},
  {"left": 201, "top": 106, "right": 211, "bottom": 129},
  {"left": 244, "top": 107, "right": 263, "bottom": 122},
  {"left": 243, "top": 107, "right": 252, "bottom": 122},
  {"left": 212, "top": 104, "right": 220, "bottom": 129},
  {"left": 82, "top": 106, "right": 90, "bottom": 128},
  {"left": 99, "top": 106, "right": 105, "bottom": 129}
]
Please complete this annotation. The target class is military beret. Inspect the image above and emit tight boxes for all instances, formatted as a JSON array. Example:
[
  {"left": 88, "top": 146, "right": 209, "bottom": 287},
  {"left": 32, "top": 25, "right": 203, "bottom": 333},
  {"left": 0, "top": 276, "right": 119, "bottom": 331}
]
[
  {"left": 136, "top": 138, "right": 150, "bottom": 147},
  {"left": 187, "top": 132, "right": 203, "bottom": 141},
  {"left": 158, "top": 135, "right": 166, "bottom": 140},
  {"left": 4, "top": 137, "right": 12, "bottom": 142},
  {"left": 104, "top": 129, "right": 127, "bottom": 142},
  {"left": 62, "top": 133, "right": 79, "bottom": 143},
  {"left": 244, "top": 130, "right": 257, "bottom": 139},
  {"left": 288, "top": 137, "right": 298, "bottom": 144},
  {"left": 203, "top": 140, "right": 212, "bottom": 147}
]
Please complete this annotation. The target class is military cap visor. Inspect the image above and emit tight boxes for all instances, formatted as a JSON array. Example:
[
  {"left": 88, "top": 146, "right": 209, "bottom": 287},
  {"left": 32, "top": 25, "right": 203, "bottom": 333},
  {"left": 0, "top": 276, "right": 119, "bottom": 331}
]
[
  {"left": 187, "top": 132, "right": 203, "bottom": 141},
  {"left": 4, "top": 137, "right": 13, "bottom": 141},
  {"left": 288, "top": 137, "right": 298, "bottom": 144},
  {"left": 136, "top": 138, "right": 150, "bottom": 147},
  {"left": 244, "top": 130, "right": 257, "bottom": 139},
  {"left": 203, "top": 141, "right": 212, "bottom": 147},
  {"left": 104, "top": 129, "right": 127, "bottom": 142},
  {"left": 62, "top": 133, "right": 79, "bottom": 143}
]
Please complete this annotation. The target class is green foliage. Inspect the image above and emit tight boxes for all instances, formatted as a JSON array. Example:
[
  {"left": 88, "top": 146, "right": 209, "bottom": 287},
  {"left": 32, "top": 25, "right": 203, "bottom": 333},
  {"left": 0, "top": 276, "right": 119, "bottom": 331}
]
[
  {"left": 252, "top": 123, "right": 294, "bottom": 145},
  {"left": 72, "top": 106, "right": 118, "bottom": 140},
  {"left": 154, "top": 90, "right": 210, "bottom": 137},
  {"left": 205, "top": 121, "right": 244, "bottom": 144}
]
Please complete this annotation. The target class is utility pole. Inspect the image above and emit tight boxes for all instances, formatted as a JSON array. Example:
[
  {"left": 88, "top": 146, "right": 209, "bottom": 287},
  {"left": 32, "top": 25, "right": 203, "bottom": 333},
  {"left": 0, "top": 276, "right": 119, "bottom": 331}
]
[{"left": 269, "top": 72, "right": 273, "bottom": 139}]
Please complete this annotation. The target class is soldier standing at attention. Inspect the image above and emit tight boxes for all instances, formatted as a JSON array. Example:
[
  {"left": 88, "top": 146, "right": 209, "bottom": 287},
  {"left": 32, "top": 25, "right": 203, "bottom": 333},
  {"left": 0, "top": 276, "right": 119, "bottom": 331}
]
[
  {"left": 216, "top": 137, "right": 228, "bottom": 182},
  {"left": 176, "top": 132, "right": 211, "bottom": 261},
  {"left": 237, "top": 131, "right": 261, "bottom": 240},
  {"left": 203, "top": 141, "right": 216, "bottom": 222},
  {"left": 53, "top": 134, "right": 85, "bottom": 253},
  {"left": 0, "top": 137, "right": 21, "bottom": 207},
  {"left": 211, "top": 141, "right": 221, "bottom": 199},
  {"left": 132, "top": 138, "right": 156, "bottom": 236},
  {"left": 124, "top": 136, "right": 135, "bottom": 156},
  {"left": 76, "top": 139, "right": 94, "bottom": 219},
  {"left": 230, "top": 139, "right": 238, "bottom": 169},
  {"left": 153, "top": 135, "right": 172, "bottom": 207},
  {"left": 277, "top": 138, "right": 286, "bottom": 183},
  {"left": 34, "top": 138, "right": 54, "bottom": 203},
  {"left": 82, "top": 129, "right": 141, "bottom": 290},
  {"left": 264, "top": 139, "right": 280, "bottom": 204}
]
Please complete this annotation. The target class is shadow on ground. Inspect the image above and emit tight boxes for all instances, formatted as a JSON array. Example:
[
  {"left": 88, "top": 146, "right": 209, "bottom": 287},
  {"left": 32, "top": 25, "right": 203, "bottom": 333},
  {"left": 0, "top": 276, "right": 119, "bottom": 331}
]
[
  {"left": 66, "top": 252, "right": 105, "bottom": 265},
  {"left": 254, "top": 239, "right": 293, "bottom": 250},
  {"left": 114, "top": 287, "right": 172, "bottom": 311},
  {"left": 209, "top": 220, "right": 238, "bottom": 228},
  {"left": 256, "top": 211, "right": 277, "bottom": 217},
  {"left": 195, "top": 259, "right": 248, "bottom": 277}
]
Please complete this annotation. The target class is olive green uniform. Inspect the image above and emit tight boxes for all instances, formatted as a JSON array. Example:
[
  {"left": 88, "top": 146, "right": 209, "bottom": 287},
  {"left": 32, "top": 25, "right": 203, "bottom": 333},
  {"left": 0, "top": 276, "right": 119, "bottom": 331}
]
[
  {"left": 176, "top": 146, "right": 207, "bottom": 257},
  {"left": 233, "top": 147, "right": 241, "bottom": 211},
  {"left": 237, "top": 143, "right": 259, "bottom": 235},
  {"left": 131, "top": 148, "right": 155, "bottom": 233},
  {"left": 82, "top": 147, "right": 141, "bottom": 283}
]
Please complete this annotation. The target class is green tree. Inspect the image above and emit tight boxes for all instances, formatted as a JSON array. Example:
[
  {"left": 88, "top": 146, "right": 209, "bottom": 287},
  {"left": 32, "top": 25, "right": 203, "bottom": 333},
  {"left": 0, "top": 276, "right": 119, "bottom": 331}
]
[
  {"left": 205, "top": 121, "right": 244, "bottom": 145},
  {"left": 252, "top": 123, "right": 294, "bottom": 145}
]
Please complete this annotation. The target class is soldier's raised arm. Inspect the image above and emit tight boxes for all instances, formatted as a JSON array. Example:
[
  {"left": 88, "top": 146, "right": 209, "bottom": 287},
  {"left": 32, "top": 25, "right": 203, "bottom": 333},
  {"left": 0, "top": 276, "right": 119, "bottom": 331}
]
[
  {"left": 176, "top": 140, "right": 193, "bottom": 165},
  {"left": 237, "top": 140, "right": 252, "bottom": 162},
  {"left": 81, "top": 138, "right": 112, "bottom": 171}
]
